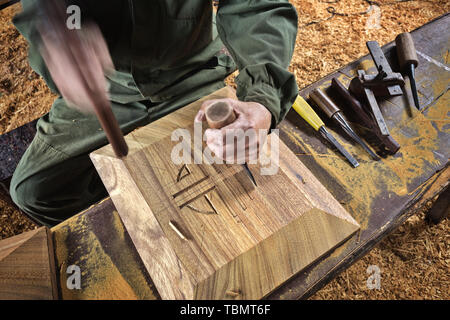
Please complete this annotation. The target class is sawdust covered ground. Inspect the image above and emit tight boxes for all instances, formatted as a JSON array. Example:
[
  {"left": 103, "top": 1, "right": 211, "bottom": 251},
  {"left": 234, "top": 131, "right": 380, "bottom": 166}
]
[
  {"left": 0, "top": 5, "right": 55, "bottom": 135},
  {"left": 0, "top": 1, "right": 448, "bottom": 299}
]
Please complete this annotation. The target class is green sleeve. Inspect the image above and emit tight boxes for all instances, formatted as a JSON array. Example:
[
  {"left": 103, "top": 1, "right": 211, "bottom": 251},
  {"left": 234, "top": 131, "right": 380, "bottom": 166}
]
[{"left": 216, "top": 0, "right": 299, "bottom": 128}]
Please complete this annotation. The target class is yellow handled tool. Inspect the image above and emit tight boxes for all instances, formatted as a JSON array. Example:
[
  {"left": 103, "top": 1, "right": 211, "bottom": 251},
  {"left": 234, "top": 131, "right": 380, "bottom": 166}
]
[
  {"left": 292, "top": 96, "right": 324, "bottom": 131},
  {"left": 291, "top": 95, "right": 359, "bottom": 168}
]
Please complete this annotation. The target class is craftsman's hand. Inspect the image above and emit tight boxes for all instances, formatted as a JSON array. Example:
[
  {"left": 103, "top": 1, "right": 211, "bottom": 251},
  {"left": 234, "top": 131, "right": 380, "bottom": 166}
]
[
  {"left": 195, "top": 98, "right": 272, "bottom": 162},
  {"left": 39, "top": 23, "right": 114, "bottom": 113}
]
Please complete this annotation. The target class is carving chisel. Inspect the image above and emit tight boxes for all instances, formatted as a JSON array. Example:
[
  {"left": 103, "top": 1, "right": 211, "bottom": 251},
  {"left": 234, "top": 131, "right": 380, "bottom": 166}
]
[
  {"left": 395, "top": 32, "right": 420, "bottom": 109},
  {"left": 292, "top": 96, "right": 359, "bottom": 168},
  {"left": 204, "top": 101, "right": 258, "bottom": 187},
  {"left": 309, "top": 88, "right": 380, "bottom": 161}
]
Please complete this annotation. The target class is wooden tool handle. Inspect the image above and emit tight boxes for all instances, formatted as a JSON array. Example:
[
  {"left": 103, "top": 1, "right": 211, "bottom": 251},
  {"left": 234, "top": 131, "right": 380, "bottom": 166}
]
[
  {"left": 292, "top": 96, "right": 324, "bottom": 131},
  {"left": 395, "top": 32, "right": 418, "bottom": 69},
  {"left": 309, "top": 88, "right": 340, "bottom": 118},
  {"left": 93, "top": 98, "right": 128, "bottom": 158},
  {"left": 205, "top": 101, "right": 236, "bottom": 129}
]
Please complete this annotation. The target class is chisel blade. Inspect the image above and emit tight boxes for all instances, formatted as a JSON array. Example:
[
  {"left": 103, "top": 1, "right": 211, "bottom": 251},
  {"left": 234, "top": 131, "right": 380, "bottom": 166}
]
[
  {"left": 243, "top": 163, "right": 257, "bottom": 187},
  {"left": 408, "top": 64, "right": 421, "bottom": 110},
  {"left": 319, "top": 126, "right": 359, "bottom": 168},
  {"left": 334, "top": 113, "right": 380, "bottom": 161}
]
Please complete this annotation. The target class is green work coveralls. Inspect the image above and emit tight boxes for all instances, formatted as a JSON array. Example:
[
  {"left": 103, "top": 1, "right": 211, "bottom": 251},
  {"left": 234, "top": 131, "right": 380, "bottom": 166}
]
[{"left": 10, "top": 0, "right": 298, "bottom": 226}]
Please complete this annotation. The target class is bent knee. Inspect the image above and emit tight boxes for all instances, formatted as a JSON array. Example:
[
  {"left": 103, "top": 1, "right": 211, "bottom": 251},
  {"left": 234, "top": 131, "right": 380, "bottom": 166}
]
[
  {"left": 9, "top": 175, "right": 38, "bottom": 215},
  {"left": 9, "top": 174, "right": 65, "bottom": 226}
]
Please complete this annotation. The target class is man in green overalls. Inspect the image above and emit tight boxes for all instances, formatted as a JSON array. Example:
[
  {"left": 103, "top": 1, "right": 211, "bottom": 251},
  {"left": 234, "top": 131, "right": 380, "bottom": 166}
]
[{"left": 10, "top": 0, "right": 298, "bottom": 226}]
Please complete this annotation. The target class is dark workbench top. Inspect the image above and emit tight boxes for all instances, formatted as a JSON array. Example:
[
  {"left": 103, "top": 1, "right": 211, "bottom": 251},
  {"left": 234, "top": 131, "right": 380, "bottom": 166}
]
[
  {"left": 17, "top": 13, "right": 449, "bottom": 300},
  {"left": 269, "top": 13, "right": 450, "bottom": 299}
]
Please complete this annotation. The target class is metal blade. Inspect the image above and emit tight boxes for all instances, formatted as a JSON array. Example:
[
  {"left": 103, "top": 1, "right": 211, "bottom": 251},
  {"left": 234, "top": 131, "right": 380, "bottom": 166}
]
[
  {"left": 243, "top": 163, "right": 257, "bottom": 187},
  {"left": 409, "top": 64, "right": 421, "bottom": 110},
  {"left": 334, "top": 113, "right": 380, "bottom": 161},
  {"left": 363, "top": 86, "right": 390, "bottom": 136},
  {"left": 320, "top": 126, "right": 359, "bottom": 168}
]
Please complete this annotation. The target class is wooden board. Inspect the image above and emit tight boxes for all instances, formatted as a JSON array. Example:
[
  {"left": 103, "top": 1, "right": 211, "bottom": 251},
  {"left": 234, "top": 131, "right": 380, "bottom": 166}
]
[
  {"left": 0, "top": 227, "right": 58, "bottom": 299},
  {"left": 90, "top": 86, "right": 359, "bottom": 300}
]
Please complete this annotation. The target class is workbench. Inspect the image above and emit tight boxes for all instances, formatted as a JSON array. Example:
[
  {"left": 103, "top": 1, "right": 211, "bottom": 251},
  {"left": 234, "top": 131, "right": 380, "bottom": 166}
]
[{"left": 1, "top": 13, "right": 448, "bottom": 300}]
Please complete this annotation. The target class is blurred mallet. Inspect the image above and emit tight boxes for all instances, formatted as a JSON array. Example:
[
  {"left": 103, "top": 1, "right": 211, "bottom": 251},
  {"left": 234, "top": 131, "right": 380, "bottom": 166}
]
[{"left": 39, "top": 0, "right": 128, "bottom": 158}]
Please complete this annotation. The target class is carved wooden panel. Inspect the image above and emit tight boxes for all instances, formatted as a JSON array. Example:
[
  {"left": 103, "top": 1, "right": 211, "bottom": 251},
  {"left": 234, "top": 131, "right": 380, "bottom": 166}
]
[{"left": 90, "top": 87, "right": 360, "bottom": 299}]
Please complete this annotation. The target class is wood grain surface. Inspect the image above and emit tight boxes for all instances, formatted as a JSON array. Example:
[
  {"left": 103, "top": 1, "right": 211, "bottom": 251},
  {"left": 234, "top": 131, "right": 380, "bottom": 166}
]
[
  {"left": 90, "top": 86, "right": 360, "bottom": 299},
  {"left": 0, "top": 227, "right": 58, "bottom": 299}
]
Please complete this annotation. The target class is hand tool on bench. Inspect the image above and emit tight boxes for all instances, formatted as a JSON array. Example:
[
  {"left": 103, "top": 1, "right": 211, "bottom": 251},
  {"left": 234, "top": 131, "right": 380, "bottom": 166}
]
[
  {"left": 39, "top": 0, "right": 128, "bottom": 158},
  {"left": 292, "top": 96, "right": 359, "bottom": 168},
  {"left": 349, "top": 41, "right": 405, "bottom": 136},
  {"left": 204, "top": 101, "right": 258, "bottom": 187},
  {"left": 331, "top": 78, "right": 400, "bottom": 154},
  {"left": 395, "top": 32, "right": 420, "bottom": 110},
  {"left": 309, "top": 88, "right": 380, "bottom": 160}
]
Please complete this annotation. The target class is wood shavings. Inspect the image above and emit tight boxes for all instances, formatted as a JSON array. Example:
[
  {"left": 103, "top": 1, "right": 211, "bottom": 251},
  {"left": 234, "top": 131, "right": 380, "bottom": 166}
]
[
  {"left": 0, "top": 5, "right": 56, "bottom": 135},
  {"left": 311, "top": 210, "right": 449, "bottom": 300}
]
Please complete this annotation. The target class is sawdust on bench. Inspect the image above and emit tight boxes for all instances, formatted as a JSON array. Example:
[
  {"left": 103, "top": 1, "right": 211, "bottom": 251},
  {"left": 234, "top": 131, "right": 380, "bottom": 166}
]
[{"left": 0, "top": 0, "right": 448, "bottom": 299}]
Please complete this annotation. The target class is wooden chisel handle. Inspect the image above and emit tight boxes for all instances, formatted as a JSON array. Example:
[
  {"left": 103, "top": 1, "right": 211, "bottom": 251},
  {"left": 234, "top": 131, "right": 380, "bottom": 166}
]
[
  {"left": 396, "top": 32, "right": 421, "bottom": 110},
  {"left": 204, "top": 101, "right": 236, "bottom": 129},
  {"left": 395, "top": 32, "right": 418, "bottom": 69},
  {"left": 93, "top": 98, "right": 128, "bottom": 158},
  {"left": 309, "top": 88, "right": 340, "bottom": 118}
]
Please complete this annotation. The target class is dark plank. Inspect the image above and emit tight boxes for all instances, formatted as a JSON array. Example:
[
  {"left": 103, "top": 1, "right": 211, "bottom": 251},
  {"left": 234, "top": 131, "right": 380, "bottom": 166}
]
[{"left": 0, "top": 226, "right": 58, "bottom": 299}]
